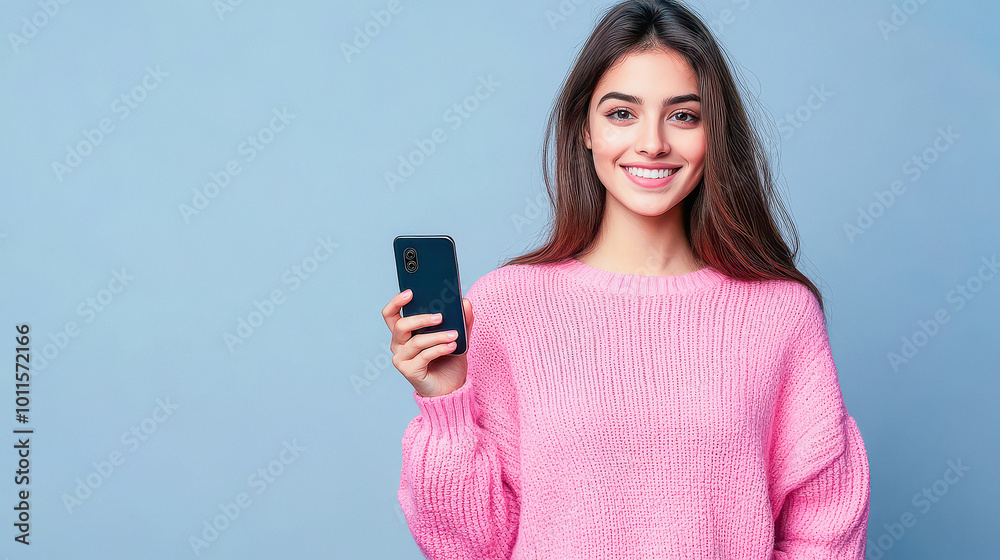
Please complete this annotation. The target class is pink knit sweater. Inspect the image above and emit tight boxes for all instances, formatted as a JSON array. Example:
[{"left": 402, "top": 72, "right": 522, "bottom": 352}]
[{"left": 398, "top": 257, "right": 870, "bottom": 559}]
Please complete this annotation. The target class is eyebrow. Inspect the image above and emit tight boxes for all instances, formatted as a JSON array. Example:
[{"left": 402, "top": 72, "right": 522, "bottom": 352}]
[{"left": 597, "top": 91, "right": 701, "bottom": 107}]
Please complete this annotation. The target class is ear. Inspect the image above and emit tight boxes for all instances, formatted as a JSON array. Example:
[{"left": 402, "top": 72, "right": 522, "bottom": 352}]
[{"left": 583, "top": 121, "right": 592, "bottom": 150}]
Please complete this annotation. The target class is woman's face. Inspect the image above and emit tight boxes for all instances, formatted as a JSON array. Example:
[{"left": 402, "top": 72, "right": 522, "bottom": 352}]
[{"left": 584, "top": 48, "right": 706, "bottom": 218}]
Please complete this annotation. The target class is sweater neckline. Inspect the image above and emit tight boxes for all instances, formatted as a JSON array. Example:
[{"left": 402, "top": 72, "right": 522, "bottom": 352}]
[{"left": 551, "top": 256, "right": 727, "bottom": 296}]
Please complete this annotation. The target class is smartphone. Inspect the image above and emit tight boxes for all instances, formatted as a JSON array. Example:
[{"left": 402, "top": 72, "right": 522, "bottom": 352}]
[{"left": 393, "top": 235, "right": 468, "bottom": 355}]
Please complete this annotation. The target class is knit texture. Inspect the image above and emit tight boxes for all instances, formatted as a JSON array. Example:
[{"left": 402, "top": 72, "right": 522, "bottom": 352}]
[{"left": 398, "top": 257, "right": 870, "bottom": 559}]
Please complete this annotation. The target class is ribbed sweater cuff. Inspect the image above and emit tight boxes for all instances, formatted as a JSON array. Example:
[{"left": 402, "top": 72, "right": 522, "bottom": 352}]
[{"left": 412, "top": 379, "right": 477, "bottom": 435}]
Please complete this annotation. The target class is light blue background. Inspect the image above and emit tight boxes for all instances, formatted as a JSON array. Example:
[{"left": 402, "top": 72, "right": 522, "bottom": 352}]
[{"left": 0, "top": 0, "right": 997, "bottom": 558}]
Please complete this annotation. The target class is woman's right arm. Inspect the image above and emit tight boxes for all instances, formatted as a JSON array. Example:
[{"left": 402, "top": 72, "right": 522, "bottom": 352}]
[{"left": 384, "top": 281, "right": 521, "bottom": 559}]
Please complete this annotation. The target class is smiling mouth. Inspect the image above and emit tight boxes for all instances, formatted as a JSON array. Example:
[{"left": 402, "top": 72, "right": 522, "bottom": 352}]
[{"left": 623, "top": 166, "right": 679, "bottom": 179}]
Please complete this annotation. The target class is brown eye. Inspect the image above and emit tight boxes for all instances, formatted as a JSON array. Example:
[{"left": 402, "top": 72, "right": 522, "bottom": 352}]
[
  {"left": 605, "top": 108, "right": 635, "bottom": 122},
  {"left": 672, "top": 111, "right": 700, "bottom": 124}
]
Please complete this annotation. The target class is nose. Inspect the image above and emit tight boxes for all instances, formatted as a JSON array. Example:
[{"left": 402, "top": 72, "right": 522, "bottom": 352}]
[{"left": 635, "top": 119, "right": 669, "bottom": 157}]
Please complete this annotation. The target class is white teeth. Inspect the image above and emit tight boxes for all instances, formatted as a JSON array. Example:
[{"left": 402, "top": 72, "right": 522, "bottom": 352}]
[{"left": 625, "top": 166, "right": 677, "bottom": 179}]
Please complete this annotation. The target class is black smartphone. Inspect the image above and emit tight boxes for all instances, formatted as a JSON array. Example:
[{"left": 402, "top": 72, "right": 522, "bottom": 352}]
[{"left": 392, "top": 235, "right": 468, "bottom": 355}]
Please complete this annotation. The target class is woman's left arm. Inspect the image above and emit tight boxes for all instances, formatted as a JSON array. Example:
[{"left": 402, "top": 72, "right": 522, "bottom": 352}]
[{"left": 768, "top": 288, "right": 871, "bottom": 559}]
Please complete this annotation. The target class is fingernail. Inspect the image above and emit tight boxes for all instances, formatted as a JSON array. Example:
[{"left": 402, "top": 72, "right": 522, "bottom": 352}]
[{"left": 402, "top": 289, "right": 411, "bottom": 298}]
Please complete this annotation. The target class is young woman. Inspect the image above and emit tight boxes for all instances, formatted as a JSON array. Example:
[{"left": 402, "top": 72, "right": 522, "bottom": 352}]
[{"left": 382, "top": 1, "right": 870, "bottom": 558}]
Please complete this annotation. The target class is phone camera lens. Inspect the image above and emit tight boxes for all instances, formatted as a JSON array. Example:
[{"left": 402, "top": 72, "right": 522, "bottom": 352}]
[{"left": 403, "top": 247, "right": 418, "bottom": 272}]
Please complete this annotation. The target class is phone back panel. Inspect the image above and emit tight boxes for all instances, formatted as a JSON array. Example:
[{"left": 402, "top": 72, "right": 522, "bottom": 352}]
[{"left": 393, "top": 235, "right": 467, "bottom": 355}]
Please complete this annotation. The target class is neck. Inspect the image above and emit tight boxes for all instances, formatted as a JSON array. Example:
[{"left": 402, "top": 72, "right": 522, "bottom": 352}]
[{"left": 577, "top": 196, "right": 700, "bottom": 276}]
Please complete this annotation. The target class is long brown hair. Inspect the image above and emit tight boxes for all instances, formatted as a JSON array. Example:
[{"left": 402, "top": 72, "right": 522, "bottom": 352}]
[{"left": 501, "top": 0, "right": 825, "bottom": 311}]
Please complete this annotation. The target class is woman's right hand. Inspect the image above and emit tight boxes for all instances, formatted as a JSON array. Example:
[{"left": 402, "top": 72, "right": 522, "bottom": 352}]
[{"left": 382, "top": 289, "right": 475, "bottom": 398}]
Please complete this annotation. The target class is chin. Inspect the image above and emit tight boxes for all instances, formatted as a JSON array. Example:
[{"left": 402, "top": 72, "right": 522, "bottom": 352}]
[
  {"left": 632, "top": 205, "right": 676, "bottom": 217},
  {"left": 614, "top": 193, "right": 678, "bottom": 217}
]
